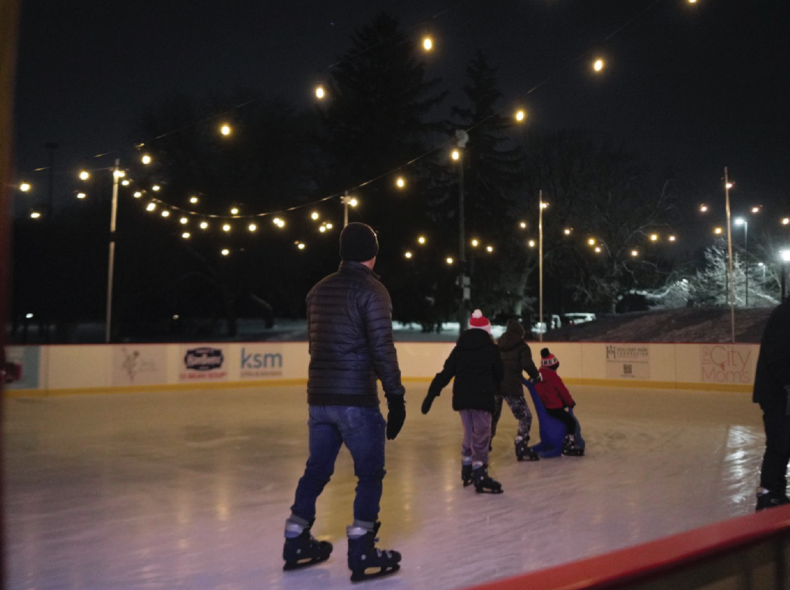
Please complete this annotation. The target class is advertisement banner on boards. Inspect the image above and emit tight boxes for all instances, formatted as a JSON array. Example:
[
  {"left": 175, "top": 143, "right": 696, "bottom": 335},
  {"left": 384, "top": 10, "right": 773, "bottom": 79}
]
[
  {"left": 112, "top": 346, "right": 167, "bottom": 386},
  {"left": 179, "top": 345, "right": 228, "bottom": 382},
  {"left": 605, "top": 344, "right": 651, "bottom": 379},
  {"left": 238, "top": 345, "right": 285, "bottom": 379},
  {"left": 4, "top": 346, "right": 41, "bottom": 389},
  {"left": 700, "top": 344, "right": 754, "bottom": 385}
]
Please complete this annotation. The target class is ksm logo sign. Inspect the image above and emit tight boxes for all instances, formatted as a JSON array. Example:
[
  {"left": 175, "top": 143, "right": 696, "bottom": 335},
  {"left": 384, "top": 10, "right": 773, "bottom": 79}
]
[
  {"left": 700, "top": 345, "right": 754, "bottom": 384},
  {"left": 240, "top": 347, "right": 283, "bottom": 379}
]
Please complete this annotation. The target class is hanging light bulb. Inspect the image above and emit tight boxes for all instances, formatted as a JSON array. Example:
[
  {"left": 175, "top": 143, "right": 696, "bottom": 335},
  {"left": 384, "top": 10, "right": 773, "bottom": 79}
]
[
  {"left": 141, "top": 154, "right": 152, "bottom": 165},
  {"left": 200, "top": 221, "right": 209, "bottom": 230},
  {"left": 422, "top": 36, "right": 433, "bottom": 51},
  {"left": 79, "top": 170, "right": 90, "bottom": 180},
  {"left": 19, "top": 182, "right": 31, "bottom": 192},
  {"left": 315, "top": 85, "right": 325, "bottom": 99},
  {"left": 220, "top": 123, "right": 232, "bottom": 136}
]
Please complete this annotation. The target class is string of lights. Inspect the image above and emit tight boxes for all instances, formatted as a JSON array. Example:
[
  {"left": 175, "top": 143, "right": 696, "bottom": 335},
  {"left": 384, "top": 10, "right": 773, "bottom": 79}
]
[{"left": 14, "top": 0, "right": 788, "bottom": 261}]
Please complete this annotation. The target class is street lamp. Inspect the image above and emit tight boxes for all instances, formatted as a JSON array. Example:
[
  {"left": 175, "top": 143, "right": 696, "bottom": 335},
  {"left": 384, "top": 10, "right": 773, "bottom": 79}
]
[
  {"left": 734, "top": 217, "right": 749, "bottom": 306},
  {"left": 538, "top": 192, "right": 548, "bottom": 342},
  {"left": 454, "top": 129, "right": 470, "bottom": 335},
  {"left": 340, "top": 191, "right": 358, "bottom": 227},
  {"left": 105, "top": 159, "right": 121, "bottom": 343}
]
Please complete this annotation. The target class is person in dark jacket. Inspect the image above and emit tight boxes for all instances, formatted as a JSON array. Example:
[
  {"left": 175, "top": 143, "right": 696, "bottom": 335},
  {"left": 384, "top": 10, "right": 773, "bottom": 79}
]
[
  {"left": 283, "top": 222, "right": 405, "bottom": 581},
  {"left": 421, "top": 309, "right": 505, "bottom": 494},
  {"left": 493, "top": 319, "right": 541, "bottom": 461},
  {"left": 753, "top": 298, "right": 790, "bottom": 511}
]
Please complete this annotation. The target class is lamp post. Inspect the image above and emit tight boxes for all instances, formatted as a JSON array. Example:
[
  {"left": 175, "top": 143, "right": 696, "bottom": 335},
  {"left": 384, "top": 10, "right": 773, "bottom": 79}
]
[
  {"left": 724, "top": 167, "right": 735, "bottom": 342},
  {"left": 340, "top": 191, "right": 357, "bottom": 227},
  {"left": 455, "top": 129, "right": 470, "bottom": 335},
  {"left": 734, "top": 217, "right": 748, "bottom": 306},
  {"left": 538, "top": 190, "right": 545, "bottom": 343},
  {"left": 105, "top": 159, "right": 120, "bottom": 343}
]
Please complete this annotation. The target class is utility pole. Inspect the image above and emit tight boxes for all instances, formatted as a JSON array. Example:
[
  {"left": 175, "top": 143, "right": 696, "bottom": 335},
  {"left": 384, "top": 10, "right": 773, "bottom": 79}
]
[{"left": 455, "top": 130, "right": 470, "bottom": 335}]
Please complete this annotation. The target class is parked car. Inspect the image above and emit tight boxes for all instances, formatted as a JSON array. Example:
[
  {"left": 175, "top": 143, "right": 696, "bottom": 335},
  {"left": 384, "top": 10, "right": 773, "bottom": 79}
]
[
  {"left": 531, "top": 314, "right": 561, "bottom": 334},
  {"left": 563, "top": 312, "right": 597, "bottom": 326}
]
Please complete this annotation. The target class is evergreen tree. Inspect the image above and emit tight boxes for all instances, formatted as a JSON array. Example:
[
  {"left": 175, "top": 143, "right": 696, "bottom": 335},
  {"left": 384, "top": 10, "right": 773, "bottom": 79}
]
[{"left": 444, "top": 50, "right": 532, "bottom": 319}]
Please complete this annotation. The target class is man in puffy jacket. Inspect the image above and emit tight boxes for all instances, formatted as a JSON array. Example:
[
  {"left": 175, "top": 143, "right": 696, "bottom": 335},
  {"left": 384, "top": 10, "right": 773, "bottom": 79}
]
[
  {"left": 753, "top": 298, "right": 790, "bottom": 511},
  {"left": 283, "top": 222, "right": 405, "bottom": 582}
]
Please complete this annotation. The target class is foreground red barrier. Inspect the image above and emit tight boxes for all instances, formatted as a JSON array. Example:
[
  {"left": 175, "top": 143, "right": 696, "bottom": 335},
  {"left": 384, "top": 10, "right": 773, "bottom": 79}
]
[{"left": 463, "top": 505, "right": 790, "bottom": 590}]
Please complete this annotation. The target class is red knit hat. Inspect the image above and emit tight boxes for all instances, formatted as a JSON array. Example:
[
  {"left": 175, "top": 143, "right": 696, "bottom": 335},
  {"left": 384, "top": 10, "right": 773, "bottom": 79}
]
[
  {"left": 540, "top": 348, "right": 559, "bottom": 368},
  {"left": 469, "top": 309, "right": 491, "bottom": 334}
]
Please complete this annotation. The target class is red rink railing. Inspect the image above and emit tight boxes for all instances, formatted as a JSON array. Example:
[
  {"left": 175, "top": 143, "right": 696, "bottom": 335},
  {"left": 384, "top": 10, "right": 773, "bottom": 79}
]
[{"left": 462, "top": 505, "right": 790, "bottom": 590}]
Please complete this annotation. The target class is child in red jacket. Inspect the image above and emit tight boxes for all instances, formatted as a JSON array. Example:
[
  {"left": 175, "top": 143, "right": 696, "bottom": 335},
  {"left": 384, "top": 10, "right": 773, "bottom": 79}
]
[{"left": 535, "top": 348, "right": 583, "bottom": 456}]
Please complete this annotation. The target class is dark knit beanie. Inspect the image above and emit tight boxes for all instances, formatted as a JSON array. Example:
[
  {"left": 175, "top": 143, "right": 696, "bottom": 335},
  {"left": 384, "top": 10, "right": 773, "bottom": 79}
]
[
  {"left": 339, "top": 222, "right": 379, "bottom": 262},
  {"left": 506, "top": 318, "right": 525, "bottom": 337},
  {"left": 541, "top": 347, "right": 559, "bottom": 369}
]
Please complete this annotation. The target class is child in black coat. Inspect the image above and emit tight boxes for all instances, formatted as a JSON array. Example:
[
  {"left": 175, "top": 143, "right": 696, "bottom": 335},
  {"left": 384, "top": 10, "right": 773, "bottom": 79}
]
[{"left": 421, "top": 309, "right": 505, "bottom": 493}]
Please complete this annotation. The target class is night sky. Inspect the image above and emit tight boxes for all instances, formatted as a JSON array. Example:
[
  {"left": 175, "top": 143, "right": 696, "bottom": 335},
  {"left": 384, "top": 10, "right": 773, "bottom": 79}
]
[{"left": 12, "top": 0, "right": 790, "bottom": 224}]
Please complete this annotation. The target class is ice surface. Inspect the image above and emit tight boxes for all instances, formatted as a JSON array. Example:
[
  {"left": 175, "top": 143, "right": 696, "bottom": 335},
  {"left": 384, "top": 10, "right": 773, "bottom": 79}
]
[{"left": 4, "top": 384, "right": 764, "bottom": 590}]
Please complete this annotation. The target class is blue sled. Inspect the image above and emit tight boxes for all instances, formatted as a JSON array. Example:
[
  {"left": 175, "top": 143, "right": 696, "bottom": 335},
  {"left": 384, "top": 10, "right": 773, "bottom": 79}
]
[{"left": 523, "top": 378, "right": 585, "bottom": 458}]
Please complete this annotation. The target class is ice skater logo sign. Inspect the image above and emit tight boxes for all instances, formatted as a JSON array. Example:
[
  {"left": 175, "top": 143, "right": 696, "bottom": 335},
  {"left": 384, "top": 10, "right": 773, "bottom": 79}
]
[
  {"left": 180, "top": 347, "right": 227, "bottom": 381},
  {"left": 700, "top": 345, "right": 752, "bottom": 384}
]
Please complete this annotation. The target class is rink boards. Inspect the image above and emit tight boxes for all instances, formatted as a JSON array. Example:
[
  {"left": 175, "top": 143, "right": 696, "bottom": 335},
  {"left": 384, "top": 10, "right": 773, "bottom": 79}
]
[{"left": 4, "top": 340, "right": 757, "bottom": 395}]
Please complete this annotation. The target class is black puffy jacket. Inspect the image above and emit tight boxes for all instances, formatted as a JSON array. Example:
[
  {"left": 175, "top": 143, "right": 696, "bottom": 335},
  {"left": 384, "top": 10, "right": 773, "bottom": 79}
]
[
  {"left": 428, "top": 328, "right": 504, "bottom": 414},
  {"left": 497, "top": 327, "right": 539, "bottom": 398},
  {"left": 753, "top": 299, "right": 790, "bottom": 406},
  {"left": 306, "top": 261, "right": 405, "bottom": 407}
]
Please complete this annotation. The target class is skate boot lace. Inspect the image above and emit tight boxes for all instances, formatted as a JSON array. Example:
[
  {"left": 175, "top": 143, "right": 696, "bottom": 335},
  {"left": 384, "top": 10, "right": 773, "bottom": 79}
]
[{"left": 358, "top": 537, "right": 391, "bottom": 560}]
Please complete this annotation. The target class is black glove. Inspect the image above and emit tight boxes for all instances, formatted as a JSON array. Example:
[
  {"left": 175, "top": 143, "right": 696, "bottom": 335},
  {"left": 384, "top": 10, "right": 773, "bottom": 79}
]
[
  {"left": 530, "top": 373, "right": 542, "bottom": 384},
  {"left": 386, "top": 396, "right": 406, "bottom": 440},
  {"left": 421, "top": 392, "right": 437, "bottom": 415}
]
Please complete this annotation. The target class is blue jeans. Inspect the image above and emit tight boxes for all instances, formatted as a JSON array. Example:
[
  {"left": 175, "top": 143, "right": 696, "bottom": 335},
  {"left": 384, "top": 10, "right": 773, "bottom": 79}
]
[{"left": 291, "top": 405, "right": 386, "bottom": 524}]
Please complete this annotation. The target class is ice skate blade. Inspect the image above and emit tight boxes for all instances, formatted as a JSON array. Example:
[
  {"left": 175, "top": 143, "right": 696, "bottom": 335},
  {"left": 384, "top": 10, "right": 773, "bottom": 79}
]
[
  {"left": 562, "top": 449, "right": 584, "bottom": 457},
  {"left": 350, "top": 564, "right": 400, "bottom": 582},
  {"left": 283, "top": 554, "right": 331, "bottom": 571},
  {"left": 475, "top": 487, "right": 504, "bottom": 494}
]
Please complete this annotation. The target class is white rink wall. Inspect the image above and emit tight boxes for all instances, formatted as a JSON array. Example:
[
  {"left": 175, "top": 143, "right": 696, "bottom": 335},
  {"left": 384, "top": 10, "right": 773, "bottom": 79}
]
[{"left": 4, "top": 340, "right": 758, "bottom": 395}]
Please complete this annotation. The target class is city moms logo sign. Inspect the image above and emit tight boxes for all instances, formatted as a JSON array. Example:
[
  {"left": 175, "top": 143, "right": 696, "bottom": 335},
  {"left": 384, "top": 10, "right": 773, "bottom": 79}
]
[
  {"left": 179, "top": 346, "right": 227, "bottom": 381},
  {"left": 240, "top": 347, "right": 284, "bottom": 379},
  {"left": 605, "top": 345, "right": 650, "bottom": 379},
  {"left": 701, "top": 344, "right": 753, "bottom": 384}
]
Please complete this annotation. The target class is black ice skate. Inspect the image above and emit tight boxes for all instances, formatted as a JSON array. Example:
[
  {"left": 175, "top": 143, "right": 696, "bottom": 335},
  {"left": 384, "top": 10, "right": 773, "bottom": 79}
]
[
  {"left": 461, "top": 463, "right": 473, "bottom": 487},
  {"left": 347, "top": 522, "right": 401, "bottom": 582},
  {"left": 515, "top": 436, "right": 539, "bottom": 462},
  {"left": 283, "top": 520, "right": 333, "bottom": 571},
  {"left": 756, "top": 490, "right": 790, "bottom": 511},
  {"left": 562, "top": 434, "right": 584, "bottom": 456},
  {"left": 472, "top": 465, "right": 503, "bottom": 494}
]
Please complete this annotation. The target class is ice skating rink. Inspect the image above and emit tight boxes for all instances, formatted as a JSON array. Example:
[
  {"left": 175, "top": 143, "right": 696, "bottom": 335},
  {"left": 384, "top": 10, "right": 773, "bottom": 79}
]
[{"left": 5, "top": 383, "right": 764, "bottom": 590}]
